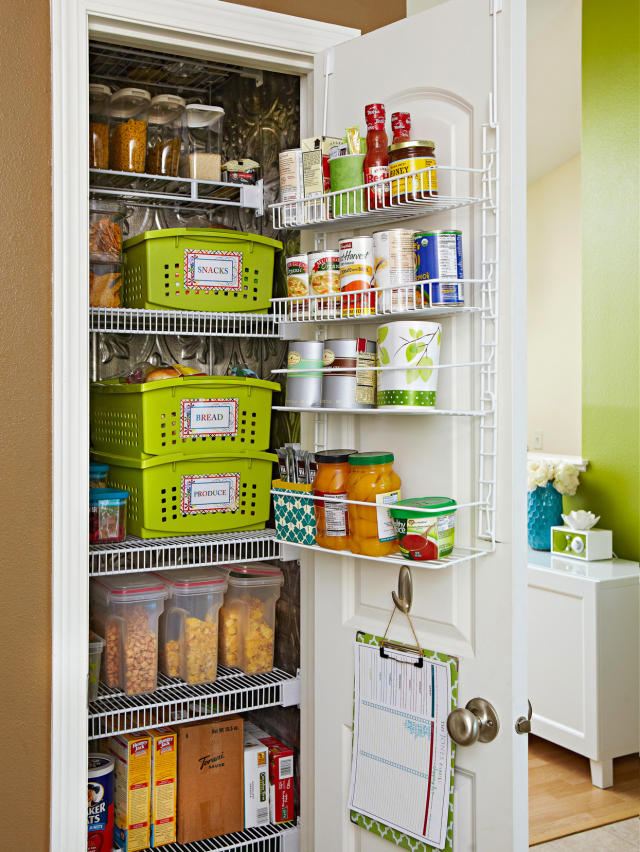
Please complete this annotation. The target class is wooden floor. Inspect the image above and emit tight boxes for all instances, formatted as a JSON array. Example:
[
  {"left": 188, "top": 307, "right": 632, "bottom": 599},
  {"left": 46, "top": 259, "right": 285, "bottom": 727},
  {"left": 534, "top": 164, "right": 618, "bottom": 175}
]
[{"left": 529, "top": 736, "right": 640, "bottom": 846}]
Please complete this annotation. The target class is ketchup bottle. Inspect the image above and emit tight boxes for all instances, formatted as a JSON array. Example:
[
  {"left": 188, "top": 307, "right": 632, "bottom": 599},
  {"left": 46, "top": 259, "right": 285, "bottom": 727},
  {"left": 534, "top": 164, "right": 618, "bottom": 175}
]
[{"left": 363, "top": 103, "right": 389, "bottom": 211}]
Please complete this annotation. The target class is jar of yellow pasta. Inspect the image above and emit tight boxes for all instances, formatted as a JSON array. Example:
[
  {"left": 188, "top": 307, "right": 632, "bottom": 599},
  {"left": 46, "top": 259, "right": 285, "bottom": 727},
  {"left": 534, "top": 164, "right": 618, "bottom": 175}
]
[
  {"left": 218, "top": 564, "right": 284, "bottom": 675},
  {"left": 347, "top": 451, "right": 402, "bottom": 557},
  {"left": 154, "top": 566, "right": 228, "bottom": 685}
]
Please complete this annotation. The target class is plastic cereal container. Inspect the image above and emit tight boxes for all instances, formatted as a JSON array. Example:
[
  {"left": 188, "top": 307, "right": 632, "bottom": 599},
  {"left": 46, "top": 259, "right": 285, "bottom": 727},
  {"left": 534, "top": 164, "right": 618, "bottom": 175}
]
[
  {"left": 155, "top": 567, "right": 228, "bottom": 685},
  {"left": 219, "top": 564, "right": 283, "bottom": 675},
  {"left": 89, "top": 487, "right": 129, "bottom": 543},
  {"left": 88, "top": 630, "right": 105, "bottom": 702},
  {"left": 90, "top": 574, "right": 168, "bottom": 695}
]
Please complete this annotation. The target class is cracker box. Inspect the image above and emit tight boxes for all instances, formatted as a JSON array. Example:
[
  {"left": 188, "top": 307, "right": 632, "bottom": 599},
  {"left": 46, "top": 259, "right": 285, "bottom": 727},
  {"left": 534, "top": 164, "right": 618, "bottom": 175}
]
[
  {"left": 108, "top": 733, "right": 152, "bottom": 852},
  {"left": 243, "top": 727, "right": 270, "bottom": 828},
  {"left": 176, "top": 715, "right": 244, "bottom": 842},
  {"left": 244, "top": 723, "right": 294, "bottom": 824},
  {"left": 148, "top": 728, "right": 177, "bottom": 847}
]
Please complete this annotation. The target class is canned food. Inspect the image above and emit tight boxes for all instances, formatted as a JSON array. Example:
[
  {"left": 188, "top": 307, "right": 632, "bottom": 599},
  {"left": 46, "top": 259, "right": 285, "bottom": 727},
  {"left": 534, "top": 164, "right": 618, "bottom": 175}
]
[
  {"left": 308, "top": 250, "right": 340, "bottom": 318},
  {"left": 286, "top": 254, "right": 309, "bottom": 318},
  {"left": 339, "top": 237, "right": 375, "bottom": 317},
  {"left": 389, "top": 140, "right": 437, "bottom": 200},
  {"left": 322, "top": 338, "right": 376, "bottom": 409},
  {"left": 285, "top": 340, "right": 323, "bottom": 407},
  {"left": 414, "top": 230, "right": 464, "bottom": 305},
  {"left": 373, "top": 229, "right": 422, "bottom": 312}
]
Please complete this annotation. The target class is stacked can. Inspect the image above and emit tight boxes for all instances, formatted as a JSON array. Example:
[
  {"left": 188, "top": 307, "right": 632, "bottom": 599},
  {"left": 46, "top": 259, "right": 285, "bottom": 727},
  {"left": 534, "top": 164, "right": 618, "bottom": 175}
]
[{"left": 414, "top": 230, "right": 464, "bottom": 305}]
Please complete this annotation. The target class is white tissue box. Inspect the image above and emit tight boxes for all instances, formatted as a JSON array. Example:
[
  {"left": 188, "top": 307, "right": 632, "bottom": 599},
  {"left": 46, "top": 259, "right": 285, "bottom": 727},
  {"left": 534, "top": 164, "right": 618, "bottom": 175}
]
[{"left": 551, "top": 526, "right": 612, "bottom": 561}]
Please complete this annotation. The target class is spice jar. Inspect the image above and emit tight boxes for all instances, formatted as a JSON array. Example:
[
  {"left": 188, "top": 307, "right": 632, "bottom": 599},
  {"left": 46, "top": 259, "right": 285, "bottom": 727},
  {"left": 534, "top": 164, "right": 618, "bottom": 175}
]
[
  {"left": 146, "top": 94, "right": 186, "bottom": 177},
  {"left": 346, "top": 451, "right": 402, "bottom": 557},
  {"left": 181, "top": 104, "right": 225, "bottom": 181},
  {"left": 89, "top": 83, "right": 111, "bottom": 170},
  {"left": 89, "top": 199, "right": 128, "bottom": 263},
  {"left": 388, "top": 140, "right": 438, "bottom": 201},
  {"left": 109, "top": 87, "right": 151, "bottom": 173},
  {"left": 312, "top": 449, "right": 356, "bottom": 551}
]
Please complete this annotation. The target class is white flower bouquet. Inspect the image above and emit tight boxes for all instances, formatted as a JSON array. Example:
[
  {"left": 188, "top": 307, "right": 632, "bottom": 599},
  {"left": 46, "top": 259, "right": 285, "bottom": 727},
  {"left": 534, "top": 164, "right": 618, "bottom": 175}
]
[{"left": 527, "top": 460, "right": 580, "bottom": 496}]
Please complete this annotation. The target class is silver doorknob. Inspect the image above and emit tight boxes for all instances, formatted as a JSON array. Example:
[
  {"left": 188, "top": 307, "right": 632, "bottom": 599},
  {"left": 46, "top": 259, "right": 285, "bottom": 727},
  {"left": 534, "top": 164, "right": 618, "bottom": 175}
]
[
  {"left": 515, "top": 700, "right": 533, "bottom": 734},
  {"left": 447, "top": 698, "right": 500, "bottom": 746}
]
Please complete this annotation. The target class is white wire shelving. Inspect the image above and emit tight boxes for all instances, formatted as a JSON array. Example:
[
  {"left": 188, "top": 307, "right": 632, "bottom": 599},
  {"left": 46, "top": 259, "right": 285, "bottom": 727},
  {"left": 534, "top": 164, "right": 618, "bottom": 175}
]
[
  {"left": 89, "top": 307, "right": 280, "bottom": 338},
  {"left": 89, "top": 530, "right": 282, "bottom": 576},
  {"left": 273, "top": 405, "right": 486, "bottom": 417},
  {"left": 136, "top": 822, "right": 299, "bottom": 852},
  {"left": 88, "top": 666, "right": 300, "bottom": 738},
  {"left": 277, "top": 540, "right": 490, "bottom": 571}
]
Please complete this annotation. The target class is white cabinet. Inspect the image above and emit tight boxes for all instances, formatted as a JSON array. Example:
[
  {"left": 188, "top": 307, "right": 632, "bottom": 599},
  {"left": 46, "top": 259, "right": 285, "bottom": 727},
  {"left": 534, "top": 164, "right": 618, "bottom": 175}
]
[{"left": 528, "top": 550, "right": 640, "bottom": 788}]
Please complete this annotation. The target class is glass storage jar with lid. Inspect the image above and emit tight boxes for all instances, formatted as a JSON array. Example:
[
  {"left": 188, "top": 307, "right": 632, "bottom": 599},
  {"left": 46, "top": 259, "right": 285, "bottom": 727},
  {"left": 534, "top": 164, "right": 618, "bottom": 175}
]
[
  {"left": 312, "top": 449, "right": 356, "bottom": 551},
  {"left": 180, "top": 104, "right": 225, "bottom": 181},
  {"left": 109, "top": 87, "right": 151, "bottom": 173},
  {"left": 346, "top": 451, "right": 402, "bottom": 557},
  {"left": 146, "top": 94, "right": 186, "bottom": 177},
  {"left": 89, "top": 198, "right": 128, "bottom": 263},
  {"left": 388, "top": 140, "right": 438, "bottom": 200},
  {"left": 89, "top": 83, "right": 111, "bottom": 170}
]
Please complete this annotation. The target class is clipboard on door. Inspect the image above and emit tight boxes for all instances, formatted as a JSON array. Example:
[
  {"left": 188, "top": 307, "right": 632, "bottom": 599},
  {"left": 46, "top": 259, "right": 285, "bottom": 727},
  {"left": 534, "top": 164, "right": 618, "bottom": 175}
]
[{"left": 349, "top": 591, "right": 458, "bottom": 852}]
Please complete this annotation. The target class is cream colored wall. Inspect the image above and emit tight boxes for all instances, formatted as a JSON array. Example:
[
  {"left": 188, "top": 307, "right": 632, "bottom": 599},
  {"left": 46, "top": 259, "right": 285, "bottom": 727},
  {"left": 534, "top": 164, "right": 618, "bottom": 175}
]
[{"left": 527, "top": 154, "right": 582, "bottom": 455}]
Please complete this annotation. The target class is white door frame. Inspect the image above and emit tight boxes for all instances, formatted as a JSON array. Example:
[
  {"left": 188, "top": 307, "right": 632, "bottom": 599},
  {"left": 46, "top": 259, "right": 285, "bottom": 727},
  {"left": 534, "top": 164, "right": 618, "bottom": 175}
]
[{"left": 50, "top": 2, "right": 357, "bottom": 848}]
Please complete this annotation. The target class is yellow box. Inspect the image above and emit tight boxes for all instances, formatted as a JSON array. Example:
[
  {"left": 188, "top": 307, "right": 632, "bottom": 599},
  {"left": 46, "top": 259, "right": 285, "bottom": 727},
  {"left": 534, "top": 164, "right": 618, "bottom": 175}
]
[
  {"left": 148, "top": 727, "right": 177, "bottom": 846},
  {"left": 108, "top": 733, "right": 151, "bottom": 852}
]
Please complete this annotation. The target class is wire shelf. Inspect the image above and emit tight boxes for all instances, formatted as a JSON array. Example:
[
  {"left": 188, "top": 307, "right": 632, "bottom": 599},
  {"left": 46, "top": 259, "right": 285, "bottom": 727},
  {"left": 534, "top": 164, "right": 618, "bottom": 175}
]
[
  {"left": 277, "top": 540, "right": 490, "bottom": 570},
  {"left": 273, "top": 405, "right": 486, "bottom": 417},
  {"left": 136, "top": 822, "right": 299, "bottom": 852},
  {"left": 89, "top": 530, "right": 282, "bottom": 576},
  {"left": 88, "top": 667, "right": 300, "bottom": 738},
  {"left": 89, "top": 308, "right": 280, "bottom": 338}
]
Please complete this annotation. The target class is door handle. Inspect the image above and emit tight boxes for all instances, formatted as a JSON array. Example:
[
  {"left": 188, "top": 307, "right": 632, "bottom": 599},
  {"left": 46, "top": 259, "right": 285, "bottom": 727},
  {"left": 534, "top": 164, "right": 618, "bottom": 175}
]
[
  {"left": 446, "top": 698, "right": 500, "bottom": 746},
  {"left": 515, "top": 700, "right": 533, "bottom": 734}
]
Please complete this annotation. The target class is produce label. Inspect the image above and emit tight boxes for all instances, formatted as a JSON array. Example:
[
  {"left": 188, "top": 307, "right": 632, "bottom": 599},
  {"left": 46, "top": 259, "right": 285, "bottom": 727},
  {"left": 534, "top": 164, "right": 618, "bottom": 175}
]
[
  {"left": 183, "top": 249, "right": 242, "bottom": 292},
  {"left": 375, "top": 490, "right": 401, "bottom": 541},
  {"left": 181, "top": 473, "right": 239, "bottom": 514},
  {"left": 180, "top": 398, "right": 238, "bottom": 438},
  {"left": 391, "top": 512, "right": 456, "bottom": 560}
]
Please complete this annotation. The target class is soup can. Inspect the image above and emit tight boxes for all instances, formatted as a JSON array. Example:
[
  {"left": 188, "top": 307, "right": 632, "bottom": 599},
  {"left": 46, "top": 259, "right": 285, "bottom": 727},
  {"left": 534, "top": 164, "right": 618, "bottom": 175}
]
[
  {"left": 414, "top": 230, "right": 464, "bottom": 305},
  {"left": 308, "top": 250, "right": 340, "bottom": 318},
  {"left": 286, "top": 254, "right": 309, "bottom": 319},
  {"left": 322, "top": 338, "right": 376, "bottom": 409},
  {"left": 88, "top": 754, "right": 115, "bottom": 852},
  {"left": 285, "top": 340, "right": 324, "bottom": 407},
  {"left": 339, "top": 236, "right": 374, "bottom": 317},
  {"left": 373, "top": 229, "right": 422, "bottom": 313}
]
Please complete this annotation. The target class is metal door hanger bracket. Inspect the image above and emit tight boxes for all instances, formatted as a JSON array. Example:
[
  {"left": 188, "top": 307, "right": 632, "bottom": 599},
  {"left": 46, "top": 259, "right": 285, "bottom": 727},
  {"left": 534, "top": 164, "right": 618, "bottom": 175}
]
[{"left": 379, "top": 565, "right": 424, "bottom": 668}]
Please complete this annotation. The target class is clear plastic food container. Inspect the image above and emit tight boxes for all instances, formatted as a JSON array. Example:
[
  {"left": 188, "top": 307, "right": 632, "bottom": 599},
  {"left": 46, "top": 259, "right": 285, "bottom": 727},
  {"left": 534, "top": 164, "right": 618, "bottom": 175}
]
[
  {"left": 155, "top": 567, "right": 228, "bottom": 684},
  {"left": 181, "top": 104, "right": 225, "bottom": 181},
  {"left": 109, "top": 87, "right": 151, "bottom": 173},
  {"left": 89, "top": 462, "right": 109, "bottom": 489},
  {"left": 219, "top": 564, "right": 283, "bottom": 675},
  {"left": 89, "top": 199, "right": 128, "bottom": 263},
  {"left": 88, "top": 630, "right": 105, "bottom": 702},
  {"left": 90, "top": 261, "right": 123, "bottom": 308},
  {"left": 146, "top": 94, "right": 186, "bottom": 177},
  {"left": 89, "top": 83, "right": 111, "bottom": 170},
  {"left": 89, "top": 487, "right": 129, "bottom": 543},
  {"left": 90, "top": 574, "right": 168, "bottom": 695}
]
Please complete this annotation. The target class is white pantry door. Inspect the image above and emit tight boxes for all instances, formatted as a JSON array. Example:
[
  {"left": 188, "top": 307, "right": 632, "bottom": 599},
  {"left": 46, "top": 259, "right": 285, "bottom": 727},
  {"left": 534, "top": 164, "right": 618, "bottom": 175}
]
[{"left": 304, "top": 1, "right": 528, "bottom": 850}]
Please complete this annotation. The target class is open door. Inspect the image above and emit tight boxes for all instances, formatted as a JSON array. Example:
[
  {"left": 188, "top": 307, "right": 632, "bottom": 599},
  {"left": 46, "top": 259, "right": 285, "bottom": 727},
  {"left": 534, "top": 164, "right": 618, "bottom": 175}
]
[{"left": 303, "top": 0, "right": 528, "bottom": 849}]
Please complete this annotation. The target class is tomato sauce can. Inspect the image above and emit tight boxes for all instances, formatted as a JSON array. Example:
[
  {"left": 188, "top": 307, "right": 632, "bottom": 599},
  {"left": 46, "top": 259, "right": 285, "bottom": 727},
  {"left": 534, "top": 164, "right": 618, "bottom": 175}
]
[
  {"left": 414, "top": 230, "right": 464, "bottom": 305},
  {"left": 88, "top": 754, "right": 115, "bottom": 852},
  {"left": 373, "top": 229, "right": 422, "bottom": 312},
  {"left": 339, "top": 236, "right": 375, "bottom": 317},
  {"left": 286, "top": 254, "right": 310, "bottom": 318},
  {"left": 322, "top": 337, "right": 376, "bottom": 409},
  {"left": 308, "top": 250, "right": 340, "bottom": 318}
]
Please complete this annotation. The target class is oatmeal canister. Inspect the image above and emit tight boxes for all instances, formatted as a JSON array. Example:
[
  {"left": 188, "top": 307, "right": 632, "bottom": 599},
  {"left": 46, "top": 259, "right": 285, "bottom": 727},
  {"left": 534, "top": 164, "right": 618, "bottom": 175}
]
[
  {"left": 414, "top": 230, "right": 464, "bottom": 305},
  {"left": 88, "top": 754, "right": 115, "bottom": 852},
  {"left": 285, "top": 340, "right": 323, "bottom": 407},
  {"left": 308, "top": 250, "right": 340, "bottom": 317},
  {"left": 322, "top": 338, "right": 376, "bottom": 409},
  {"left": 373, "top": 229, "right": 422, "bottom": 312},
  {"left": 286, "top": 254, "right": 310, "bottom": 317},
  {"left": 339, "top": 236, "right": 374, "bottom": 317}
]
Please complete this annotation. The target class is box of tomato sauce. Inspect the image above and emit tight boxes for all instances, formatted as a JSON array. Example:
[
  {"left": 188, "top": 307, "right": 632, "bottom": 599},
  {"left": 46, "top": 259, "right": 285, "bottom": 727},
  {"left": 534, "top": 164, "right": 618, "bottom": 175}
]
[{"left": 244, "top": 723, "right": 295, "bottom": 824}]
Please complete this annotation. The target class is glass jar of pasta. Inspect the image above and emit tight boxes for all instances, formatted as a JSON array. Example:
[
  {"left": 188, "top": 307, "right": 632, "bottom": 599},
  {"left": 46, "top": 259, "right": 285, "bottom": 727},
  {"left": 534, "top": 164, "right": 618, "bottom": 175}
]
[
  {"left": 89, "top": 83, "right": 111, "bottom": 170},
  {"left": 109, "top": 87, "right": 151, "bottom": 173},
  {"left": 146, "top": 94, "right": 186, "bottom": 177},
  {"left": 312, "top": 449, "right": 356, "bottom": 551},
  {"left": 346, "top": 451, "right": 402, "bottom": 557}
]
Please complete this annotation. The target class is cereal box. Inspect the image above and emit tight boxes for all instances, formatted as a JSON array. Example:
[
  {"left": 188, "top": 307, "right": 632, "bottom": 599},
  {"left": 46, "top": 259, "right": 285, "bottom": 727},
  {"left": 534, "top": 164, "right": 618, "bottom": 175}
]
[
  {"left": 148, "top": 728, "right": 177, "bottom": 847},
  {"left": 108, "top": 733, "right": 152, "bottom": 852},
  {"left": 243, "top": 727, "right": 269, "bottom": 828},
  {"left": 244, "top": 723, "right": 294, "bottom": 824}
]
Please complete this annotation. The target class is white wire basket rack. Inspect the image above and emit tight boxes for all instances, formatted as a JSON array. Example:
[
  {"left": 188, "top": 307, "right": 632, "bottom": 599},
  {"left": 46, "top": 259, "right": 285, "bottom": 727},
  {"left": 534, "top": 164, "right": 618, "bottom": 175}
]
[
  {"left": 273, "top": 405, "right": 487, "bottom": 417},
  {"left": 88, "top": 666, "right": 300, "bottom": 738},
  {"left": 278, "top": 540, "right": 490, "bottom": 570},
  {"left": 89, "top": 307, "right": 280, "bottom": 338},
  {"left": 135, "top": 822, "right": 299, "bottom": 852},
  {"left": 89, "top": 530, "right": 282, "bottom": 576}
]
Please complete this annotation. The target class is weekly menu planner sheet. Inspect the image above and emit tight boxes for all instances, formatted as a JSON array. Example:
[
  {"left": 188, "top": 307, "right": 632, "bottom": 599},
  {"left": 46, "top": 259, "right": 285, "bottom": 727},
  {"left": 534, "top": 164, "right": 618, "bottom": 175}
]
[{"left": 349, "top": 634, "right": 457, "bottom": 851}]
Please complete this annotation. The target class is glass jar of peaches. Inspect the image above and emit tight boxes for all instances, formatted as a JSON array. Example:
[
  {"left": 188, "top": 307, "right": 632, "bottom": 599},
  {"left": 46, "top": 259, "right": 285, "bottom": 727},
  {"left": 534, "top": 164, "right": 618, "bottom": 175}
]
[
  {"left": 312, "top": 449, "right": 356, "bottom": 551},
  {"left": 346, "top": 451, "right": 402, "bottom": 557}
]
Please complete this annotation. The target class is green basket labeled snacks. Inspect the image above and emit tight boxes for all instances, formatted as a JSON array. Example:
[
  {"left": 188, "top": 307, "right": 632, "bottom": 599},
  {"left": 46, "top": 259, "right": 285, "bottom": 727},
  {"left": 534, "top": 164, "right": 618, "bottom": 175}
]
[
  {"left": 123, "top": 227, "right": 282, "bottom": 312},
  {"left": 92, "top": 450, "right": 276, "bottom": 539},
  {"left": 272, "top": 479, "right": 316, "bottom": 546},
  {"left": 91, "top": 376, "right": 280, "bottom": 459}
]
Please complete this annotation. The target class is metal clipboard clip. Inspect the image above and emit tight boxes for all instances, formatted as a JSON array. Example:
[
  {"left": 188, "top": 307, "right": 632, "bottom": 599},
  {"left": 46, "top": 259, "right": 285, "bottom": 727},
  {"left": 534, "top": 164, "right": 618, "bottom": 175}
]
[{"left": 379, "top": 565, "right": 424, "bottom": 668}]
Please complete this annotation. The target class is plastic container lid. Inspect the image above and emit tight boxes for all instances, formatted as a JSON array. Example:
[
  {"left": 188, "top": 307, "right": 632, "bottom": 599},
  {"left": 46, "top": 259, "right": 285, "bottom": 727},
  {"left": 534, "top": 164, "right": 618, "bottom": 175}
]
[
  {"left": 89, "top": 462, "right": 109, "bottom": 478},
  {"left": 110, "top": 87, "right": 151, "bottom": 118},
  {"left": 153, "top": 566, "right": 229, "bottom": 596},
  {"left": 88, "top": 754, "right": 114, "bottom": 778},
  {"left": 90, "top": 198, "right": 128, "bottom": 217},
  {"left": 91, "top": 573, "right": 169, "bottom": 604},
  {"left": 89, "top": 630, "right": 105, "bottom": 653},
  {"left": 227, "top": 563, "right": 284, "bottom": 587},
  {"left": 348, "top": 451, "right": 394, "bottom": 466},
  {"left": 389, "top": 139, "right": 436, "bottom": 152},
  {"left": 186, "top": 104, "right": 225, "bottom": 128},
  {"left": 316, "top": 449, "right": 357, "bottom": 464},
  {"left": 148, "top": 93, "right": 186, "bottom": 124},
  {"left": 89, "top": 83, "right": 111, "bottom": 110},
  {"left": 89, "top": 487, "right": 129, "bottom": 505},
  {"left": 389, "top": 497, "right": 457, "bottom": 519}
]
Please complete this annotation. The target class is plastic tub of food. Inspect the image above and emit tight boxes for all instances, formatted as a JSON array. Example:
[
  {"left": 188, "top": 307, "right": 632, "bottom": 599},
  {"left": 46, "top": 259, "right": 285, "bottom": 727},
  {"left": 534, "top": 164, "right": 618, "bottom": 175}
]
[
  {"left": 88, "top": 630, "right": 105, "bottom": 702},
  {"left": 219, "top": 564, "right": 283, "bottom": 674},
  {"left": 90, "top": 262, "right": 123, "bottom": 308},
  {"left": 181, "top": 104, "right": 224, "bottom": 180},
  {"left": 90, "top": 199, "right": 128, "bottom": 263},
  {"left": 90, "top": 462, "right": 109, "bottom": 488},
  {"left": 389, "top": 496, "right": 457, "bottom": 561},
  {"left": 89, "top": 83, "right": 111, "bottom": 170},
  {"left": 155, "top": 567, "right": 228, "bottom": 684},
  {"left": 90, "top": 573, "right": 168, "bottom": 695},
  {"left": 109, "top": 87, "right": 151, "bottom": 173},
  {"left": 89, "top": 487, "right": 129, "bottom": 543}
]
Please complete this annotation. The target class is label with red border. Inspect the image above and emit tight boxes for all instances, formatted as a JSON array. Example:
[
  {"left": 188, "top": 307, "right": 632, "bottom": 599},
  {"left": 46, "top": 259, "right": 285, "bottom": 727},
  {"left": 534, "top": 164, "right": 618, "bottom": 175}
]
[
  {"left": 184, "top": 249, "right": 242, "bottom": 292},
  {"left": 180, "top": 398, "right": 239, "bottom": 438},
  {"left": 181, "top": 473, "right": 239, "bottom": 514}
]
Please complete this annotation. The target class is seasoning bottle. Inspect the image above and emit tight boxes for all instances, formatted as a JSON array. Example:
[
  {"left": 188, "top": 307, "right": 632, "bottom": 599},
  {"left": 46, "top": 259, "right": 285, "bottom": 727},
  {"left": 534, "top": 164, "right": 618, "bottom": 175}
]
[
  {"left": 391, "top": 112, "right": 411, "bottom": 144},
  {"left": 346, "top": 451, "right": 402, "bottom": 557},
  {"left": 312, "top": 449, "right": 356, "bottom": 551},
  {"left": 109, "top": 87, "right": 151, "bottom": 173},
  {"left": 146, "top": 94, "right": 186, "bottom": 177},
  {"left": 89, "top": 83, "right": 111, "bottom": 170},
  {"left": 363, "top": 103, "right": 389, "bottom": 211}
]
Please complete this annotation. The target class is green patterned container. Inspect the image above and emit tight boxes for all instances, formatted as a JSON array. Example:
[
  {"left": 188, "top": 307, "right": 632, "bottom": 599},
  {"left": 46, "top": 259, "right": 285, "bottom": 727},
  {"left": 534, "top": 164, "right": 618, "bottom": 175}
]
[
  {"left": 272, "top": 479, "right": 316, "bottom": 545},
  {"left": 376, "top": 320, "right": 442, "bottom": 410}
]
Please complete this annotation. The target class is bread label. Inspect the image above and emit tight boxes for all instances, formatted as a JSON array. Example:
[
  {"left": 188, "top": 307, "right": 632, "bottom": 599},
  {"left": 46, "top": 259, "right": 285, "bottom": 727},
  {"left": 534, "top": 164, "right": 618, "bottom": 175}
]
[
  {"left": 184, "top": 249, "right": 242, "bottom": 292},
  {"left": 181, "top": 473, "right": 240, "bottom": 514},
  {"left": 180, "top": 398, "right": 239, "bottom": 438}
]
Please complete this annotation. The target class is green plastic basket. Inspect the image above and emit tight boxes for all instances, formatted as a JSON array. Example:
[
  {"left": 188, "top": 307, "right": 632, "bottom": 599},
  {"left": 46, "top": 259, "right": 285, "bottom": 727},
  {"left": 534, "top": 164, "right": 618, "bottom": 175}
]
[
  {"left": 123, "top": 228, "right": 282, "bottom": 312},
  {"left": 91, "top": 450, "right": 276, "bottom": 539},
  {"left": 91, "top": 376, "right": 280, "bottom": 459}
]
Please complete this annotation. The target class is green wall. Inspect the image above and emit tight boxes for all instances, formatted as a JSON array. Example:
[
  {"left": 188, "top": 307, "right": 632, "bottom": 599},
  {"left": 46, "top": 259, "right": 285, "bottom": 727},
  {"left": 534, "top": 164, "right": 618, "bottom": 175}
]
[{"left": 570, "top": 0, "right": 640, "bottom": 559}]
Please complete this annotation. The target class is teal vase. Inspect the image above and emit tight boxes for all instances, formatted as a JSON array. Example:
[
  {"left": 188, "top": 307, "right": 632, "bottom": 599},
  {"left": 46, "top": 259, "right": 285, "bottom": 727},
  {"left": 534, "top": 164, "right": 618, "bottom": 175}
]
[{"left": 528, "top": 481, "right": 563, "bottom": 550}]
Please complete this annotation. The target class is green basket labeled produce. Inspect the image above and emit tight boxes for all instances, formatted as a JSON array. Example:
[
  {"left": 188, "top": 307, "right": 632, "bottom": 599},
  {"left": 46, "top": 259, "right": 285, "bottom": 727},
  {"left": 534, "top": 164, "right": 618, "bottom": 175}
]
[
  {"left": 91, "top": 376, "right": 280, "bottom": 459},
  {"left": 122, "top": 227, "right": 282, "bottom": 312},
  {"left": 92, "top": 450, "right": 276, "bottom": 539}
]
